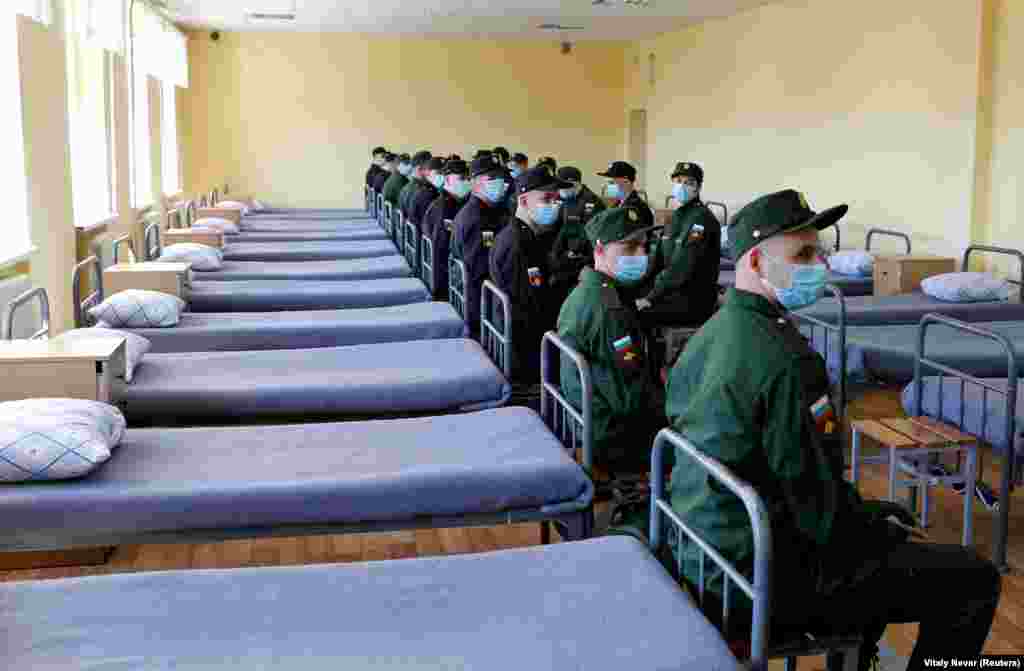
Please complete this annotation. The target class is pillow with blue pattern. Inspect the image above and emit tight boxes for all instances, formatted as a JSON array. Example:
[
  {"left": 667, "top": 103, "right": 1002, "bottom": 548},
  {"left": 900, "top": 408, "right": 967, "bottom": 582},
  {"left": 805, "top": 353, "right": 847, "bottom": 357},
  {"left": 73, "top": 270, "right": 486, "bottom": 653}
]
[
  {"left": 0, "top": 398, "right": 126, "bottom": 447},
  {"left": 89, "top": 289, "right": 185, "bottom": 329},
  {"left": 921, "top": 272, "right": 1010, "bottom": 303},
  {"left": 0, "top": 423, "right": 111, "bottom": 482},
  {"left": 829, "top": 251, "right": 874, "bottom": 277}
]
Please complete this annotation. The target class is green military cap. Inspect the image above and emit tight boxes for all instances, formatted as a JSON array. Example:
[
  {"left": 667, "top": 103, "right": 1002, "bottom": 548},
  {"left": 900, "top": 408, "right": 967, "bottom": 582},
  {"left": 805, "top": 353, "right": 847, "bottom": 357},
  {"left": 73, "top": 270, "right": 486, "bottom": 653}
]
[
  {"left": 730, "top": 189, "right": 848, "bottom": 261},
  {"left": 585, "top": 206, "right": 660, "bottom": 245}
]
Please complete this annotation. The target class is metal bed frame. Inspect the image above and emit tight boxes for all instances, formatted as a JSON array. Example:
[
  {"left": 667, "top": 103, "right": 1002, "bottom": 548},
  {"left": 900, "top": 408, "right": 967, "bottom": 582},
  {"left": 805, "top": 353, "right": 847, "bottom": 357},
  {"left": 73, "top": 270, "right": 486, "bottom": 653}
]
[
  {"left": 481, "top": 280, "right": 512, "bottom": 381},
  {"left": 144, "top": 221, "right": 162, "bottom": 261},
  {"left": 71, "top": 256, "right": 105, "bottom": 328},
  {"left": 405, "top": 219, "right": 420, "bottom": 274},
  {"left": 1, "top": 287, "right": 50, "bottom": 341},
  {"left": 449, "top": 257, "right": 467, "bottom": 319},
  {"left": 650, "top": 429, "right": 861, "bottom": 671},
  {"left": 382, "top": 201, "right": 393, "bottom": 238},
  {"left": 909, "top": 314, "right": 1019, "bottom": 571},
  {"left": 962, "top": 244, "right": 1024, "bottom": 294},
  {"left": 376, "top": 192, "right": 385, "bottom": 228},
  {"left": 865, "top": 227, "right": 911, "bottom": 254},
  {"left": 111, "top": 234, "right": 136, "bottom": 265},
  {"left": 421, "top": 233, "right": 434, "bottom": 293}
]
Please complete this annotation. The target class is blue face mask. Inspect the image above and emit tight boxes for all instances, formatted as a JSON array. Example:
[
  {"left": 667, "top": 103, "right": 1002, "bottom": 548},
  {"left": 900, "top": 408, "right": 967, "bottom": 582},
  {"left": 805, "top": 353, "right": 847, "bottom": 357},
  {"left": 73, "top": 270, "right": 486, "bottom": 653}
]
[
  {"left": 398, "top": 163, "right": 412, "bottom": 176},
  {"left": 614, "top": 254, "right": 648, "bottom": 283},
  {"left": 508, "top": 166, "right": 522, "bottom": 178},
  {"left": 446, "top": 178, "right": 472, "bottom": 200},
  {"left": 481, "top": 179, "right": 508, "bottom": 204},
  {"left": 558, "top": 187, "right": 578, "bottom": 201},
  {"left": 765, "top": 260, "right": 828, "bottom": 310},
  {"left": 531, "top": 203, "right": 561, "bottom": 228},
  {"left": 430, "top": 173, "right": 445, "bottom": 189},
  {"left": 606, "top": 183, "right": 623, "bottom": 199},
  {"left": 673, "top": 182, "right": 694, "bottom": 205}
]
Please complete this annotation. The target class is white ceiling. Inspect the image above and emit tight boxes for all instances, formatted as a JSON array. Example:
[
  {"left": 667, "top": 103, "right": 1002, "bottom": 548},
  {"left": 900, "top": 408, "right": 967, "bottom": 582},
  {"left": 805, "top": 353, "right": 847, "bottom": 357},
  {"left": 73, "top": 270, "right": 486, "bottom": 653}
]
[{"left": 165, "top": 0, "right": 772, "bottom": 41}]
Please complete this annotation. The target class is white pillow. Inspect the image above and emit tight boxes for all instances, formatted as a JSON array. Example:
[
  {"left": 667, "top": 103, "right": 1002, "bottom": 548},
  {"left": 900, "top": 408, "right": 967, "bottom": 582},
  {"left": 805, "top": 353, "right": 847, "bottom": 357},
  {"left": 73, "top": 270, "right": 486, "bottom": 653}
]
[
  {"left": 158, "top": 242, "right": 223, "bottom": 271},
  {"left": 0, "top": 398, "right": 126, "bottom": 447},
  {"left": 216, "top": 200, "right": 249, "bottom": 214},
  {"left": 193, "top": 217, "right": 239, "bottom": 235},
  {"left": 88, "top": 289, "right": 185, "bottom": 328},
  {"left": 251, "top": 199, "right": 266, "bottom": 210},
  {"left": 829, "top": 251, "right": 874, "bottom": 277},
  {"left": 0, "top": 422, "right": 111, "bottom": 482},
  {"left": 921, "top": 272, "right": 1011, "bottom": 303},
  {"left": 61, "top": 328, "right": 151, "bottom": 383}
]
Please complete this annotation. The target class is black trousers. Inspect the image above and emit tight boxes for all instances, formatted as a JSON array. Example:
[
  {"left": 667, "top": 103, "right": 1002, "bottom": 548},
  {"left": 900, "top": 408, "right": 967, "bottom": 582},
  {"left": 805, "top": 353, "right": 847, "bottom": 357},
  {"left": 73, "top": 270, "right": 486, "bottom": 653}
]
[{"left": 772, "top": 542, "right": 1001, "bottom": 669}]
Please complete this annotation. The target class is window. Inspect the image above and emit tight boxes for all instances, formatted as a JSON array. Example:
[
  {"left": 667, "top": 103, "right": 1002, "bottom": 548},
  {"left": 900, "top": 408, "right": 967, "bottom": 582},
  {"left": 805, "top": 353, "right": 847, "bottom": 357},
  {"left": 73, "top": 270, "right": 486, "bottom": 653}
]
[
  {"left": 13, "top": 0, "right": 51, "bottom": 25},
  {"left": 1, "top": 9, "right": 35, "bottom": 267},
  {"left": 131, "top": 66, "right": 152, "bottom": 207},
  {"left": 161, "top": 81, "right": 180, "bottom": 196},
  {"left": 64, "top": 0, "right": 118, "bottom": 226}
]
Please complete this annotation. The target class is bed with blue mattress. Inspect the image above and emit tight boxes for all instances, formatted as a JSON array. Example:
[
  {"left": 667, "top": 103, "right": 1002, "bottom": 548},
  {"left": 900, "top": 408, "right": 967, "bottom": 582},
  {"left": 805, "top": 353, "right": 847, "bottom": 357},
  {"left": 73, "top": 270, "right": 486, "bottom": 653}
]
[
  {"left": 195, "top": 256, "right": 411, "bottom": 281},
  {"left": 0, "top": 408, "right": 591, "bottom": 551},
  {"left": 239, "top": 219, "right": 378, "bottom": 232},
  {"left": 222, "top": 239, "right": 397, "bottom": 262},
  {"left": 117, "top": 337, "right": 510, "bottom": 423},
  {"left": 246, "top": 207, "right": 370, "bottom": 218},
  {"left": 227, "top": 228, "right": 388, "bottom": 242},
  {"left": 0, "top": 537, "right": 737, "bottom": 670},
  {"left": 121, "top": 303, "right": 464, "bottom": 353},
  {"left": 186, "top": 277, "right": 429, "bottom": 312},
  {"left": 797, "top": 293, "right": 1024, "bottom": 326}
]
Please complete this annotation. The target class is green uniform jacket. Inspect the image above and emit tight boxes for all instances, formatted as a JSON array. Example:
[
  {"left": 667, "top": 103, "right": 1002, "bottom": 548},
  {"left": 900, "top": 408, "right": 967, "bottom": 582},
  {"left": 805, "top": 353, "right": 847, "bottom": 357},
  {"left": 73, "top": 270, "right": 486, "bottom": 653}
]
[
  {"left": 558, "top": 268, "right": 666, "bottom": 471},
  {"left": 398, "top": 179, "right": 424, "bottom": 218},
  {"left": 666, "top": 289, "right": 874, "bottom": 602},
  {"left": 382, "top": 172, "right": 409, "bottom": 207},
  {"left": 644, "top": 199, "right": 721, "bottom": 307}
]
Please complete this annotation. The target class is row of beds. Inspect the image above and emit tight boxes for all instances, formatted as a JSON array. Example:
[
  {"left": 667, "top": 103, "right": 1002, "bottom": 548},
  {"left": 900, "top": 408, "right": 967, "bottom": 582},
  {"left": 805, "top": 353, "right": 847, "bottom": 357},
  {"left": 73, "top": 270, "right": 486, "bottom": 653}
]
[{"left": 0, "top": 200, "right": 758, "bottom": 670}]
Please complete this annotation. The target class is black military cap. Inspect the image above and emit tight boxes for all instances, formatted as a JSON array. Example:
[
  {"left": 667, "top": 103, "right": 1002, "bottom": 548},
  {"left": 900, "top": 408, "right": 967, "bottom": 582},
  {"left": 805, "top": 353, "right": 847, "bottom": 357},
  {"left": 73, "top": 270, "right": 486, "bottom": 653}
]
[
  {"left": 671, "top": 161, "right": 704, "bottom": 184},
  {"left": 372, "top": 146, "right": 388, "bottom": 156},
  {"left": 515, "top": 165, "right": 572, "bottom": 195},
  {"left": 411, "top": 150, "right": 433, "bottom": 167},
  {"left": 447, "top": 153, "right": 462, "bottom": 162},
  {"left": 536, "top": 156, "right": 557, "bottom": 172},
  {"left": 397, "top": 153, "right": 411, "bottom": 163},
  {"left": 730, "top": 189, "right": 848, "bottom": 261},
  {"left": 470, "top": 154, "right": 506, "bottom": 178},
  {"left": 444, "top": 159, "right": 469, "bottom": 176},
  {"left": 426, "top": 157, "right": 447, "bottom": 171},
  {"left": 493, "top": 146, "right": 510, "bottom": 163},
  {"left": 474, "top": 149, "right": 493, "bottom": 159},
  {"left": 585, "top": 207, "right": 660, "bottom": 245},
  {"left": 597, "top": 161, "right": 637, "bottom": 181},
  {"left": 510, "top": 152, "right": 529, "bottom": 165},
  {"left": 557, "top": 166, "right": 582, "bottom": 183}
]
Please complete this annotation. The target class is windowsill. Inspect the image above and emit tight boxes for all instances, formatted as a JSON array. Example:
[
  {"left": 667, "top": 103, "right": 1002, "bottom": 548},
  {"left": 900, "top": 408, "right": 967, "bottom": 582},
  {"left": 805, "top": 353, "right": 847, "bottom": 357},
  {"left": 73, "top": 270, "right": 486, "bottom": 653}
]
[
  {"left": 0, "top": 247, "right": 38, "bottom": 271},
  {"left": 74, "top": 214, "right": 118, "bottom": 234}
]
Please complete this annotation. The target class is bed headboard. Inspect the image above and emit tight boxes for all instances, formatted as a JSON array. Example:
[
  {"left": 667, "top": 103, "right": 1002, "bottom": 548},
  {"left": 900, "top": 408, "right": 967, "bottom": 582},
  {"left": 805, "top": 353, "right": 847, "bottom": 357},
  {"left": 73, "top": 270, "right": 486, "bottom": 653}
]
[
  {"left": 865, "top": 227, "right": 912, "bottom": 254},
  {"left": 112, "top": 234, "right": 136, "bottom": 265},
  {"left": 72, "top": 256, "right": 105, "bottom": 328},
  {"left": 1, "top": 286, "right": 50, "bottom": 341},
  {"left": 540, "top": 331, "right": 594, "bottom": 470},
  {"left": 144, "top": 220, "right": 162, "bottom": 261},
  {"left": 962, "top": 245, "right": 1024, "bottom": 288},
  {"left": 480, "top": 280, "right": 512, "bottom": 381}
]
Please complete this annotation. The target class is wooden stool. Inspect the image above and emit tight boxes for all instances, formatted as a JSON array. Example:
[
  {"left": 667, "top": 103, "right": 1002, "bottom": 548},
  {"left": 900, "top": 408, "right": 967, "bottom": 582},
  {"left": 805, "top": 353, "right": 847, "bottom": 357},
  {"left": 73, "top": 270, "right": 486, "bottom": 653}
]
[{"left": 850, "top": 417, "right": 979, "bottom": 546}]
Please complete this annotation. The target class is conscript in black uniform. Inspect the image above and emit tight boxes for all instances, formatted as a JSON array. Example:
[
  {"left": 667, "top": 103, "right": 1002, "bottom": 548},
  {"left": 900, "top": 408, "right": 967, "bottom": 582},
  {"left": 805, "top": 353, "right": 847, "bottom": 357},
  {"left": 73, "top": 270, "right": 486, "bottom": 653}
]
[
  {"left": 548, "top": 165, "right": 606, "bottom": 294},
  {"left": 668, "top": 189, "right": 1001, "bottom": 670},
  {"left": 423, "top": 159, "right": 472, "bottom": 301},
  {"left": 451, "top": 154, "right": 510, "bottom": 339},
  {"left": 489, "top": 165, "right": 573, "bottom": 385},
  {"left": 597, "top": 161, "right": 654, "bottom": 231}
]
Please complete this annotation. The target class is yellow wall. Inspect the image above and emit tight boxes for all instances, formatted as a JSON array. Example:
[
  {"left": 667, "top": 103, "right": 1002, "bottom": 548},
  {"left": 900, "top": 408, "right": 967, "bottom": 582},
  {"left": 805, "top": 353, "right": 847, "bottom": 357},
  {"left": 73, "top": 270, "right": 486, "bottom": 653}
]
[
  {"left": 972, "top": 0, "right": 1023, "bottom": 276},
  {"left": 184, "top": 33, "right": 626, "bottom": 207},
  {"left": 624, "top": 0, "right": 982, "bottom": 256},
  {"left": 17, "top": 13, "right": 77, "bottom": 333}
]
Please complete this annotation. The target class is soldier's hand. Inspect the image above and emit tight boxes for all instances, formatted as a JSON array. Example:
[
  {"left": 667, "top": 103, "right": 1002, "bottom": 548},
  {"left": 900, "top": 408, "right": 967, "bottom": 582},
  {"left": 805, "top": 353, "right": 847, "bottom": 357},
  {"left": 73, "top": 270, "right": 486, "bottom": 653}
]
[
  {"left": 636, "top": 298, "right": 652, "bottom": 311},
  {"left": 861, "top": 500, "right": 918, "bottom": 528}
]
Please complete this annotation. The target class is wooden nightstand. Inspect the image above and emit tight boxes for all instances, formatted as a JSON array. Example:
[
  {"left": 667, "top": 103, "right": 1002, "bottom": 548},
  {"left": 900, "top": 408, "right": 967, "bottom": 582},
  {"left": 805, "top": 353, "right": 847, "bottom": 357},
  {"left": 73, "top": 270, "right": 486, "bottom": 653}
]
[
  {"left": 0, "top": 336, "right": 126, "bottom": 403},
  {"left": 196, "top": 207, "right": 241, "bottom": 225},
  {"left": 163, "top": 228, "right": 225, "bottom": 249},
  {"left": 103, "top": 262, "right": 191, "bottom": 299}
]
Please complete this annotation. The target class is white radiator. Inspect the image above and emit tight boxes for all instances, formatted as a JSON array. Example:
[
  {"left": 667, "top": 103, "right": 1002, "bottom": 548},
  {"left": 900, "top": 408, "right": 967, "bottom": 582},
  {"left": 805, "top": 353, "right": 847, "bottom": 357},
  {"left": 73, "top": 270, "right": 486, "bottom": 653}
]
[{"left": 0, "top": 274, "right": 38, "bottom": 339}]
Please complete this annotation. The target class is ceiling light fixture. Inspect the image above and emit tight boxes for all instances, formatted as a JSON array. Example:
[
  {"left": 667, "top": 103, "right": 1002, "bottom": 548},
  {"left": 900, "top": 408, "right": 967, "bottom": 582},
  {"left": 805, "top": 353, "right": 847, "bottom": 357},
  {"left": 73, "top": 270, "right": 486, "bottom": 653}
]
[
  {"left": 246, "top": 12, "right": 297, "bottom": 24},
  {"left": 592, "top": 0, "right": 653, "bottom": 7},
  {"left": 538, "top": 23, "right": 585, "bottom": 31}
]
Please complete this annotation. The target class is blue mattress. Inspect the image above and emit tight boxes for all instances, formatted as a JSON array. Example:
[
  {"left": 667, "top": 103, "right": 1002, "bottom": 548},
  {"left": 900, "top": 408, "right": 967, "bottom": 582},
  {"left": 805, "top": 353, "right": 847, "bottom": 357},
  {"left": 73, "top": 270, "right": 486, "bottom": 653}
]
[
  {"left": 187, "top": 277, "right": 429, "bottom": 312},
  {"left": 222, "top": 239, "right": 397, "bottom": 262},
  {"left": 194, "top": 256, "right": 410, "bottom": 282},
  {"left": 0, "top": 537, "right": 737, "bottom": 671},
  {"left": 227, "top": 229, "right": 388, "bottom": 242},
  {"left": 121, "top": 338, "right": 510, "bottom": 421},
  {"left": 0, "top": 408, "right": 589, "bottom": 550},
  {"left": 797, "top": 292, "right": 1024, "bottom": 326},
  {"left": 719, "top": 270, "right": 874, "bottom": 297},
  {"left": 128, "top": 302, "right": 465, "bottom": 352},
  {"left": 817, "top": 319, "right": 1024, "bottom": 384},
  {"left": 238, "top": 220, "right": 380, "bottom": 233},
  {"left": 246, "top": 208, "right": 370, "bottom": 218},
  {"left": 902, "top": 378, "right": 1022, "bottom": 456}
]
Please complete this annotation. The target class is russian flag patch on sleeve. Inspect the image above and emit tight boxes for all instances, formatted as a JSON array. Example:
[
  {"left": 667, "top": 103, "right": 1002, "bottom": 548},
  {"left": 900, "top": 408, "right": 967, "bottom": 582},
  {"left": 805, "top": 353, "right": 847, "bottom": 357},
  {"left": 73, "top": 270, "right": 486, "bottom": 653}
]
[
  {"left": 612, "top": 335, "right": 642, "bottom": 371},
  {"left": 810, "top": 394, "right": 836, "bottom": 434}
]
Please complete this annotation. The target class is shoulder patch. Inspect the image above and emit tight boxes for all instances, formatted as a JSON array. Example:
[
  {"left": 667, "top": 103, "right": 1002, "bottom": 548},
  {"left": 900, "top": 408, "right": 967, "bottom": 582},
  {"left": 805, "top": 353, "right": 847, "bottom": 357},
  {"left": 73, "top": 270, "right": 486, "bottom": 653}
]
[
  {"left": 810, "top": 394, "right": 837, "bottom": 435},
  {"left": 612, "top": 334, "right": 644, "bottom": 372}
]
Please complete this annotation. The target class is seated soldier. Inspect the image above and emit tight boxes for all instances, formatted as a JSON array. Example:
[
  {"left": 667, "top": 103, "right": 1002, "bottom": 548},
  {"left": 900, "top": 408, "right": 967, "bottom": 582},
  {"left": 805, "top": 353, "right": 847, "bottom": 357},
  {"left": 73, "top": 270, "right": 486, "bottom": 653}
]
[
  {"left": 668, "top": 189, "right": 1001, "bottom": 670},
  {"left": 547, "top": 166, "right": 606, "bottom": 296},
  {"left": 557, "top": 207, "right": 667, "bottom": 493}
]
